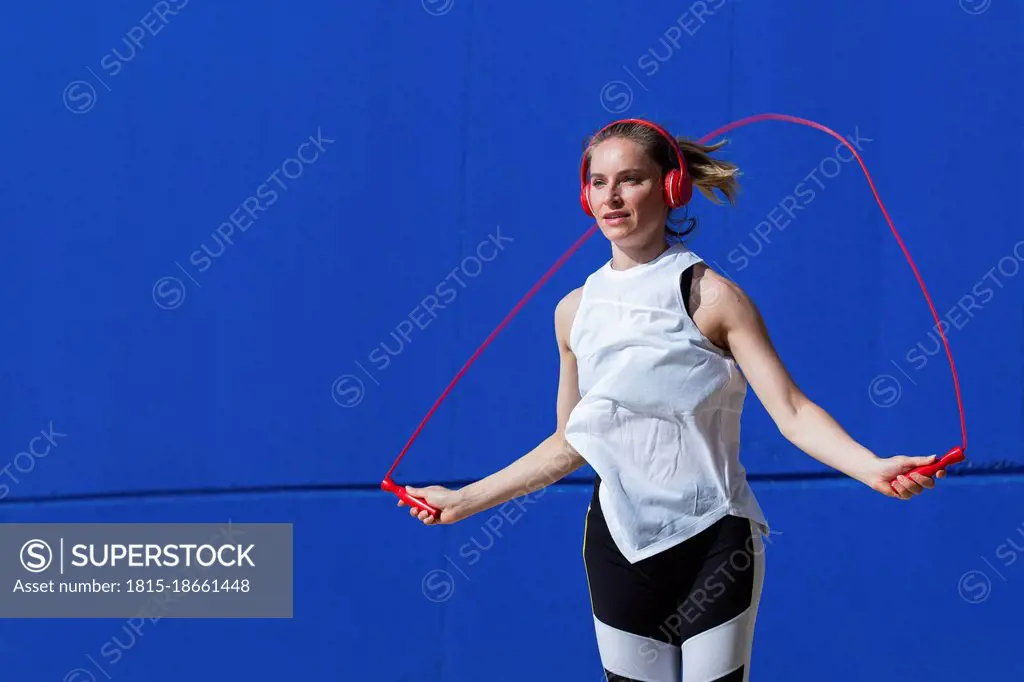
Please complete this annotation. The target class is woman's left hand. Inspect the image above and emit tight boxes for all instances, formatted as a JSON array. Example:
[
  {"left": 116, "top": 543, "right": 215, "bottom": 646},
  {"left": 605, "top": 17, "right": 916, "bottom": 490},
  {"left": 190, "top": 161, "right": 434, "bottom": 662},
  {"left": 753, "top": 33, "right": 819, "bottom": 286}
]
[{"left": 859, "top": 454, "right": 947, "bottom": 499}]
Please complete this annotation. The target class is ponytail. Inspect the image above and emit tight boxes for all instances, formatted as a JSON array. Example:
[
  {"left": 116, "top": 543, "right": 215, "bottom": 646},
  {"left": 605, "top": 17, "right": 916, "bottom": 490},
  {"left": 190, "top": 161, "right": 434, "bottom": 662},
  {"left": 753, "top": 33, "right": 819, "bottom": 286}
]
[
  {"left": 678, "top": 137, "right": 741, "bottom": 205},
  {"left": 663, "top": 137, "right": 740, "bottom": 241}
]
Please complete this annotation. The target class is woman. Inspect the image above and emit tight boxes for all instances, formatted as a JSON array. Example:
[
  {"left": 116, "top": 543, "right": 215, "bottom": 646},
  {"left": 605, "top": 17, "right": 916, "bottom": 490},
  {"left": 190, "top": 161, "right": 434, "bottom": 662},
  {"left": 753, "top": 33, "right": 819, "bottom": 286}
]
[{"left": 398, "top": 119, "right": 944, "bottom": 682}]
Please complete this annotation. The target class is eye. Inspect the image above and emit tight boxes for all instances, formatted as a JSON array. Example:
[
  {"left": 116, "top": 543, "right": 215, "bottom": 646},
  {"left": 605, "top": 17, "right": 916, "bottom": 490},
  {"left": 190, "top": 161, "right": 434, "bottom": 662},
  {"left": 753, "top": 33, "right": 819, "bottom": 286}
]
[
  {"left": 624, "top": 176, "right": 641, "bottom": 184},
  {"left": 591, "top": 179, "right": 606, "bottom": 188}
]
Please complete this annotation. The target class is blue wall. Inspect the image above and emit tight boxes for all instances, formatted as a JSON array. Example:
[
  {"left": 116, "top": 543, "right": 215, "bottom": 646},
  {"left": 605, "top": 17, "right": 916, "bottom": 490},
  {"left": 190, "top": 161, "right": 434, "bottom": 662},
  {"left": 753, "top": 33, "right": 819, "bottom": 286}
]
[{"left": 2, "top": 1, "right": 1022, "bottom": 680}]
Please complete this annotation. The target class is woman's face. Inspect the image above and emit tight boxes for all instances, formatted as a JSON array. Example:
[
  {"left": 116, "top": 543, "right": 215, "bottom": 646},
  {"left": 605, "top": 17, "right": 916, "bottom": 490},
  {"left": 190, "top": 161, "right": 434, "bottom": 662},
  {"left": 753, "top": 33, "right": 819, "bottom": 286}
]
[{"left": 585, "top": 137, "right": 667, "bottom": 246}]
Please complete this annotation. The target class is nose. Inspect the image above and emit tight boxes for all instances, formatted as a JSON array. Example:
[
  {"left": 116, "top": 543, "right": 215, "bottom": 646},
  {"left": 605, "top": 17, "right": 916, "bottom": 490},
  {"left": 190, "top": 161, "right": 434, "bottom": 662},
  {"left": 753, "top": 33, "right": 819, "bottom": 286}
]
[{"left": 605, "top": 183, "right": 624, "bottom": 207}]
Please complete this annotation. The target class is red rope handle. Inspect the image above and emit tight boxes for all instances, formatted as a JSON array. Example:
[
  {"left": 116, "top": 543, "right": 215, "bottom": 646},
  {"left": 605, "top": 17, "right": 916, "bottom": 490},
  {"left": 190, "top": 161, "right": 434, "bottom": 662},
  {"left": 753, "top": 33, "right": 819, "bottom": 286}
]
[{"left": 383, "top": 112, "right": 967, "bottom": 510}]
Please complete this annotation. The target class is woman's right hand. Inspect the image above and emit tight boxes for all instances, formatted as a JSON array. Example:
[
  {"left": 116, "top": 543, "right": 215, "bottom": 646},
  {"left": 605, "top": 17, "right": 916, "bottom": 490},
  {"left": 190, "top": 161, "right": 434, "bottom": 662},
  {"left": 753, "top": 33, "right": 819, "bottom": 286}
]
[{"left": 398, "top": 485, "right": 468, "bottom": 525}]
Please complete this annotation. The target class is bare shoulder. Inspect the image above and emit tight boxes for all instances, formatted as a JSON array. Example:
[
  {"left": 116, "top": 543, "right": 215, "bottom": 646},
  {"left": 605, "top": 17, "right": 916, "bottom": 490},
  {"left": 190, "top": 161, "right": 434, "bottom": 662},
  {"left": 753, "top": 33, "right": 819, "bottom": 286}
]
[
  {"left": 690, "top": 263, "right": 759, "bottom": 350},
  {"left": 554, "top": 286, "right": 583, "bottom": 352},
  {"left": 693, "top": 263, "right": 748, "bottom": 309}
]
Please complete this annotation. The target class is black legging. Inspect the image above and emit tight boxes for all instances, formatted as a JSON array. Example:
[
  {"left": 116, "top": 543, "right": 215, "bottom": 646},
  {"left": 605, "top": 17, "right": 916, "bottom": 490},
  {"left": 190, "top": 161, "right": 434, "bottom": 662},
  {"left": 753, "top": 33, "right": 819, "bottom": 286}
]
[{"left": 583, "top": 476, "right": 765, "bottom": 681}]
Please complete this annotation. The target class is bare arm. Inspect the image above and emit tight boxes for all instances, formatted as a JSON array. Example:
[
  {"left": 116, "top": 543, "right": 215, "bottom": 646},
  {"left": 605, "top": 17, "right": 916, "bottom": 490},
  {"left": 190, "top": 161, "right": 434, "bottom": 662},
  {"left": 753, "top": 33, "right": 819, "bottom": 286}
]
[
  {"left": 446, "top": 288, "right": 588, "bottom": 519},
  {"left": 692, "top": 265, "right": 941, "bottom": 499}
]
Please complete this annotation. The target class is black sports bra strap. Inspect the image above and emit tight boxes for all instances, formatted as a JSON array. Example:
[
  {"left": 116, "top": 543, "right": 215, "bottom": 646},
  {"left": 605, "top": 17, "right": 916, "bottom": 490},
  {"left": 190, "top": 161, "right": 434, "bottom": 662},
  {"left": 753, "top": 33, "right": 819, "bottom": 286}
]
[{"left": 680, "top": 264, "right": 695, "bottom": 319}]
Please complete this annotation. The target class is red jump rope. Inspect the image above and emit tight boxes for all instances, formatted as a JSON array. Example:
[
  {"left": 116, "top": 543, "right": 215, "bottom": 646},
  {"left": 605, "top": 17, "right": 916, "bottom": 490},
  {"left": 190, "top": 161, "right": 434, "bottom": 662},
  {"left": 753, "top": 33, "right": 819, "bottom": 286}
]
[{"left": 382, "top": 112, "right": 967, "bottom": 516}]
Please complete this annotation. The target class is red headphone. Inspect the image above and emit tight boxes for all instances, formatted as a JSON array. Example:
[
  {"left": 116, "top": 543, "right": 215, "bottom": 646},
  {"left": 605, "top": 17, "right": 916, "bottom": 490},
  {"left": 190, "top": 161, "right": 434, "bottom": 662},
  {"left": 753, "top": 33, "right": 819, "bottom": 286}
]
[{"left": 579, "top": 118, "right": 694, "bottom": 217}]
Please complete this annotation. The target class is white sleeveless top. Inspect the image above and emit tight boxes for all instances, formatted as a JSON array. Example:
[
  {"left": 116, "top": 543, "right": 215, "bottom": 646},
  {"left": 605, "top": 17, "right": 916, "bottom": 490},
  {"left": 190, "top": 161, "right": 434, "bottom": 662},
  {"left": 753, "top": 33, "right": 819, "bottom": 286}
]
[{"left": 564, "top": 242, "right": 769, "bottom": 564}]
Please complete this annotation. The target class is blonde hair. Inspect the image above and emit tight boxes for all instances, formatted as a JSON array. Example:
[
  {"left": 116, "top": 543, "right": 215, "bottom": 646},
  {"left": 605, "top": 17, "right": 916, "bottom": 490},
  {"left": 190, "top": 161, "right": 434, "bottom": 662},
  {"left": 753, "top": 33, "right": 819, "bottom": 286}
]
[{"left": 584, "top": 120, "right": 742, "bottom": 241}]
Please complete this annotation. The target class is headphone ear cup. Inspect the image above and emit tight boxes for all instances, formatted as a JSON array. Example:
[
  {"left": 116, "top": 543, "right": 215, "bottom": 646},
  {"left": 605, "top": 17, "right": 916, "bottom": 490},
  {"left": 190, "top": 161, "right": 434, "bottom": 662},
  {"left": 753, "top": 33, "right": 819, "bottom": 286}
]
[
  {"left": 663, "top": 168, "right": 694, "bottom": 208},
  {"left": 580, "top": 186, "right": 595, "bottom": 217},
  {"left": 677, "top": 173, "right": 693, "bottom": 205},
  {"left": 663, "top": 169, "right": 682, "bottom": 208}
]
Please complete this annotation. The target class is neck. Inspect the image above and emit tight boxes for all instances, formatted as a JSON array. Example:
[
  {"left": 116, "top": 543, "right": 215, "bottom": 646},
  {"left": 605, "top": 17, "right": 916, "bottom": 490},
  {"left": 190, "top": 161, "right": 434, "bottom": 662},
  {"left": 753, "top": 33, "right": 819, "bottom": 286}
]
[{"left": 609, "top": 236, "right": 672, "bottom": 271}]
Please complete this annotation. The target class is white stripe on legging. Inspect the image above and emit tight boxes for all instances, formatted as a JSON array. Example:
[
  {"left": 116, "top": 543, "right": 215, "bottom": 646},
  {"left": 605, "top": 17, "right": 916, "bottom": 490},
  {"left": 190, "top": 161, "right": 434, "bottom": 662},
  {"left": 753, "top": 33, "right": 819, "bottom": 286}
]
[
  {"left": 593, "top": 616, "right": 680, "bottom": 682},
  {"left": 680, "top": 526, "right": 765, "bottom": 682}
]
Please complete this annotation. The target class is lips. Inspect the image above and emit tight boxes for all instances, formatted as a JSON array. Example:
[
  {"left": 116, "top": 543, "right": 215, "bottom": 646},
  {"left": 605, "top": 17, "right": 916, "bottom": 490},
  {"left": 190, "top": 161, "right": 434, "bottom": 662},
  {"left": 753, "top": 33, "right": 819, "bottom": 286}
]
[{"left": 603, "top": 211, "right": 630, "bottom": 219}]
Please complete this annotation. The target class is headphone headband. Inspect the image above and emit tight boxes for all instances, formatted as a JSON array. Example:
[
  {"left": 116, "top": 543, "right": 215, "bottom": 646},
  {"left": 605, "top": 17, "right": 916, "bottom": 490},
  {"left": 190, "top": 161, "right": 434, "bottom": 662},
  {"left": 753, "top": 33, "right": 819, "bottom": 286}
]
[{"left": 579, "top": 118, "right": 689, "bottom": 188}]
